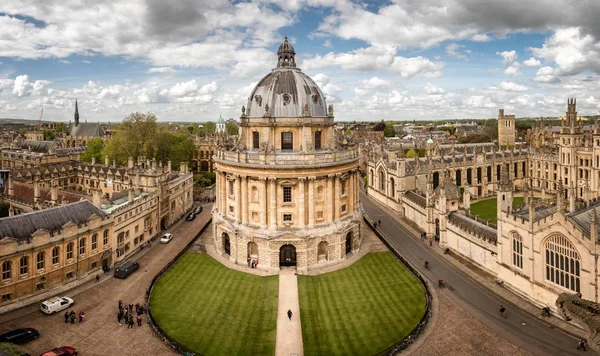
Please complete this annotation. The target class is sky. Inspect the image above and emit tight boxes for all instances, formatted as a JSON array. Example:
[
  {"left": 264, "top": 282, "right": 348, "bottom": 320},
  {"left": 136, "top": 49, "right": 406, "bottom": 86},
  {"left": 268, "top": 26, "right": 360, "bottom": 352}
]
[{"left": 1, "top": 1, "right": 600, "bottom": 123}]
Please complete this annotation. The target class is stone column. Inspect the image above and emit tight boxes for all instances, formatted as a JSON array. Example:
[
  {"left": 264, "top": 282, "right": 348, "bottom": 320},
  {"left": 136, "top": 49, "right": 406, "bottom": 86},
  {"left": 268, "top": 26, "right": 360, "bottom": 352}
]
[
  {"left": 298, "top": 177, "right": 305, "bottom": 228},
  {"left": 260, "top": 178, "right": 267, "bottom": 229},
  {"left": 334, "top": 174, "right": 341, "bottom": 220},
  {"left": 308, "top": 177, "right": 315, "bottom": 227},
  {"left": 348, "top": 171, "right": 354, "bottom": 213},
  {"left": 222, "top": 173, "right": 228, "bottom": 214},
  {"left": 241, "top": 176, "right": 248, "bottom": 225},
  {"left": 269, "top": 178, "right": 277, "bottom": 229},
  {"left": 235, "top": 175, "right": 241, "bottom": 221},
  {"left": 327, "top": 175, "right": 334, "bottom": 222}
]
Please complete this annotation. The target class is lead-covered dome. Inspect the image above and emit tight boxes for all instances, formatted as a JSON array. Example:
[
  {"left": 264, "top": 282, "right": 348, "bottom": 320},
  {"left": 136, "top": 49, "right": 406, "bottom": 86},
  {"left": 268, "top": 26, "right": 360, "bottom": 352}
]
[{"left": 246, "top": 36, "right": 328, "bottom": 118}]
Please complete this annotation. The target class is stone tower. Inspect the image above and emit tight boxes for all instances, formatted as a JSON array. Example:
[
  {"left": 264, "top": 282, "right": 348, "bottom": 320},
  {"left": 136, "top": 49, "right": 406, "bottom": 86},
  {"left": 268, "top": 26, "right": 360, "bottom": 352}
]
[{"left": 497, "top": 109, "right": 515, "bottom": 147}]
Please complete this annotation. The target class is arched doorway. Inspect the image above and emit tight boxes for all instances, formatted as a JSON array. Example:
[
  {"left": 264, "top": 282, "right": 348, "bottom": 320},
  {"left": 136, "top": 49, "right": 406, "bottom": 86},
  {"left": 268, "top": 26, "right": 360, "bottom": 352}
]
[
  {"left": 223, "top": 233, "right": 230, "bottom": 255},
  {"left": 160, "top": 217, "right": 167, "bottom": 230},
  {"left": 280, "top": 244, "right": 296, "bottom": 266},
  {"left": 346, "top": 232, "right": 353, "bottom": 255},
  {"left": 318, "top": 241, "right": 328, "bottom": 262},
  {"left": 247, "top": 241, "right": 258, "bottom": 259}
]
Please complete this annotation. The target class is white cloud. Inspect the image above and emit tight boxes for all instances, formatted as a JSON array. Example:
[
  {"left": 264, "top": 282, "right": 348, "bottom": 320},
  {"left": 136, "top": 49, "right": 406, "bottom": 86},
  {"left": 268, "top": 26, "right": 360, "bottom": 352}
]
[
  {"left": 446, "top": 43, "right": 468, "bottom": 60},
  {"left": 503, "top": 66, "right": 522, "bottom": 76},
  {"left": 425, "top": 83, "right": 445, "bottom": 94},
  {"left": 522, "top": 57, "right": 541, "bottom": 67},
  {"left": 499, "top": 81, "right": 528, "bottom": 91},
  {"left": 497, "top": 50, "right": 518, "bottom": 65},
  {"left": 59, "top": 60, "right": 71, "bottom": 64},
  {"left": 464, "top": 95, "right": 497, "bottom": 108},
  {"left": 471, "top": 34, "right": 492, "bottom": 42},
  {"left": 354, "top": 77, "right": 391, "bottom": 96},
  {"left": 12, "top": 75, "right": 51, "bottom": 97},
  {"left": 535, "top": 66, "right": 560, "bottom": 83},
  {"left": 147, "top": 67, "right": 178, "bottom": 74}
]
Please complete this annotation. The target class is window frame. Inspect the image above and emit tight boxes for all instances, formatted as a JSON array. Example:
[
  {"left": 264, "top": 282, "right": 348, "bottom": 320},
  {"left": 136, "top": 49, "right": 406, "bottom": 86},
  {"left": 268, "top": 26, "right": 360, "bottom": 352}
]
[
  {"left": 52, "top": 247, "right": 60, "bottom": 265},
  {"left": 1, "top": 261, "right": 11, "bottom": 280},
  {"left": 36, "top": 251, "right": 45, "bottom": 270},
  {"left": 512, "top": 233, "right": 523, "bottom": 269},
  {"left": 19, "top": 256, "right": 28, "bottom": 275},
  {"left": 314, "top": 130, "right": 322, "bottom": 150},
  {"left": 66, "top": 242, "right": 74, "bottom": 260},
  {"left": 252, "top": 131, "right": 260, "bottom": 149},
  {"left": 281, "top": 131, "right": 293, "bottom": 150},
  {"left": 283, "top": 186, "right": 292, "bottom": 203}
]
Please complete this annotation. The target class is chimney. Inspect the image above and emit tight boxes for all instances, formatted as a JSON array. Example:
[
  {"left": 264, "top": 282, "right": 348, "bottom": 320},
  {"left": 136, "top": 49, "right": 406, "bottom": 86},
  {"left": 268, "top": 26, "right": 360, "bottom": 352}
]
[
  {"left": 151, "top": 158, "right": 157, "bottom": 171},
  {"left": 113, "top": 159, "right": 116, "bottom": 168},
  {"left": 50, "top": 185, "right": 58, "bottom": 203},
  {"left": 8, "top": 175, "right": 13, "bottom": 197},
  {"left": 128, "top": 188, "right": 134, "bottom": 203},
  {"left": 146, "top": 158, "right": 151, "bottom": 169},
  {"left": 33, "top": 181, "right": 40, "bottom": 203},
  {"left": 93, "top": 189, "right": 102, "bottom": 208},
  {"left": 167, "top": 160, "right": 172, "bottom": 172},
  {"left": 569, "top": 183, "right": 576, "bottom": 213},
  {"left": 128, "top": 157, "right": 134, "bottom": 169},
  {"left": 105, "top": 155, "right": 109, "bottom": 167},
  {"left": 180, "top": 162, "right": 186, "bottom": 176},
  {"left": 91, "top": 156, "right": 96, "bottom": 165}
]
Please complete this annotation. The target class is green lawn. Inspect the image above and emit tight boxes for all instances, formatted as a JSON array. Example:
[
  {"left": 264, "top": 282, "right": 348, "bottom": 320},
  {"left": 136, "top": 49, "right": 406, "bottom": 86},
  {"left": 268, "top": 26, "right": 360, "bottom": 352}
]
[
  {"left": 149, "top": 253, "right": 279, "bottom": 356},
  {"left": 298, "top": 252, "right": 427, "bottom": 356},
  {"left": 470, "top": 196, "right": 524, "bottom": 224}
]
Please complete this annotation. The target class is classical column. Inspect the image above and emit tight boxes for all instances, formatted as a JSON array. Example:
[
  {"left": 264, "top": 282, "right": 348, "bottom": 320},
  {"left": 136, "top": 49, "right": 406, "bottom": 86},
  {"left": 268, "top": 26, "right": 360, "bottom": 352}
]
[
  {"left": 221, "top": 172, "right": 227, "bottom": 214},
  {"left": 260, "top": 177, "right": 267, "bottom": 228},
  {"left": 235, "top": 175, "right": 241, "bottom": 221},
  {"left": 241, "top": 176, "right": 248, "bottom": 225},
  {"left": 348, "top": 171, "right": 354, "bottom": 213},
  {"left": 308, "top": 177, "right": 315, "bottom": 227},
  {"left": 298, "top": 177, "right": 306, "bottom": 228},
  {"left": 334, "top": 174, "right": 341, "bottom": 221},
  {"left": 327, "top": 175, "right": 334, "bottom": 222},
  {"left": 269, "top": 178, "right": 277, "bottom": 229}
]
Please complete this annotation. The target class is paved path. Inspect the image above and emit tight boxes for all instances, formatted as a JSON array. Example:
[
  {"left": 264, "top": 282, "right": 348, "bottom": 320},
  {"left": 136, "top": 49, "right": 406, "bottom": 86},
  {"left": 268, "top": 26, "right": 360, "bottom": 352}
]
[
  {"left": 275, "top": 267, "right": 303, "bottom": 356},
  {"left": 361, "top": 192, "right": 595, "bottom": 356},
  {"left": 0, "top": 203, "right": 213, "bottom": 356}
]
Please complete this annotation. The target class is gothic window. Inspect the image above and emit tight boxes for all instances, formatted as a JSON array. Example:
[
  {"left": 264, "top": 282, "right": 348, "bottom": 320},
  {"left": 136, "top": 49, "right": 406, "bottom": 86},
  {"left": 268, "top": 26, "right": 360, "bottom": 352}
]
[
  {"left": 281, "top": 132, "right": 293, "bottom": 150},
  {"left": 103, "top": 229, "right": 109, "bottom": 245},
  {"left": 315, "top": 131, "right": 322, "bottom": 150},
  {"left": 79, "top": 238, "right": 86, "bottom": 255},
  {"left": 66, "top": 242, "right": 74, "bottom": 260},
  {"left": 379, "top": 169, "right": 385, "bottom": 191},
  {"left": 2, "top": 261, "right": 11, "bottom": 280},
  {"left": 52, "top": 247, "right": 60, "bottom": 265},
  {"left": 512, "top": 233, "right": 523, "bottom": 269},
  {"left": 545, "top": 235, "right": 580, "bottom": 292},
  {"left": 390, "top": 178, "right": 395, "bottom": 198},
  {"left": 19, "top": 256, "right": 28, "bottom": 275},
  {"left": 283, "top": 186, "right": 292, "bottom": 203},
  {"left": 37, "top": 251, "right": 45, "bottom": 270},
  {"left": 253, "top": 131, "right": 260, "bottom": 149}
]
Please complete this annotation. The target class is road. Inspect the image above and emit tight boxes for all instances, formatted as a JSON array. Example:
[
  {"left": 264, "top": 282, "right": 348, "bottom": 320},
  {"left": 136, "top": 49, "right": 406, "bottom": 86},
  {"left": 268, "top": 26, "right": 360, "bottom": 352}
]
[
  {"left": 361, "top": 192, "right": 593, "bottom": 356},
  {"left": 0, "top": 204, "right": 213, "bottom": 356}
]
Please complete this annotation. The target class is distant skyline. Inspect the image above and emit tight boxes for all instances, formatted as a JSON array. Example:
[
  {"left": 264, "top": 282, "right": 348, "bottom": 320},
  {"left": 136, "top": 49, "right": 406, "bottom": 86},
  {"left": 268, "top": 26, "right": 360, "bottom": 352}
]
[{"left": 1, "top": 1, "right": 600, "bottom": 123}]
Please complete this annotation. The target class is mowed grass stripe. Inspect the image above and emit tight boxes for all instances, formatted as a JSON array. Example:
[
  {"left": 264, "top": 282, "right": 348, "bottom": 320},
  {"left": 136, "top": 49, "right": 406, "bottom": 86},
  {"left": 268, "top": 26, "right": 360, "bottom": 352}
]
[
  {"left": 298, "top": 252, "right": 427, "bottom": 356},
  {"left": 149, "top": 253, "right": 278, "bottom": 356}
]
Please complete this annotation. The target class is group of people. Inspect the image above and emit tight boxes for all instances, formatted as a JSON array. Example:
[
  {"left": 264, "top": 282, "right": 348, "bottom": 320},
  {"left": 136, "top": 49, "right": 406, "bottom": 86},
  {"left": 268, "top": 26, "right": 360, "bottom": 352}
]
[
  {"left": 117, "top": 300, "right": 144, "bottom": 328},
  {"left": 64, "top": 310, "right": 85, "bottom": 324},
  {"left": 247, "top": 258, "right": 259, "bottom": 269}
]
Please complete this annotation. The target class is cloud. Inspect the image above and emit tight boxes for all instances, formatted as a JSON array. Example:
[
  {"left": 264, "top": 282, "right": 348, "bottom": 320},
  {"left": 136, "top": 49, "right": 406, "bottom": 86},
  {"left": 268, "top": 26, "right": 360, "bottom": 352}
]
[
  {"left": 59, "top": 60, "right": 71, "bottom": 64},
  {"left": 535, "top": 66, "right": 560, "bottom": 83},
  {"left": 446, "top": 43, "right": 468, "bottom": 60},
  {"left": 503, "top": 66, "right": 522, "bottom": 76},
  {"left": 147, "top": 67, "right": 178, "bottom": 74},
  {"left": 499, "top": 81, "right": 528, "bottom": 91},
  {"left": 425, "top": 83, "right": 445, "bottom": 94},
  {"left": 354, "top": 77, "right": 391, "bottom": 96},
  {"left": 312, "top": 73, "right": 342, "bottom": 102},
  {"left": 464, "top": 95, "right": 497, "bottom": 108},
  {"left": 12, "top": 75, "right": 51, "bottom": 97},
  {"left": 497, "top": 50, "right": 518, "bottom": 65},
  {"left": 522, "top": 57, "right": 541, "bottom": 67}
]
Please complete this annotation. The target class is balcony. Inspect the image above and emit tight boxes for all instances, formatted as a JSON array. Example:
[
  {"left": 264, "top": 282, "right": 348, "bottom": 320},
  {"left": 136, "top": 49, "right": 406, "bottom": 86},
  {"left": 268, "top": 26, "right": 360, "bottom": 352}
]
[{"left": 215, "top": 148, "right": 360, "bottom": 167}]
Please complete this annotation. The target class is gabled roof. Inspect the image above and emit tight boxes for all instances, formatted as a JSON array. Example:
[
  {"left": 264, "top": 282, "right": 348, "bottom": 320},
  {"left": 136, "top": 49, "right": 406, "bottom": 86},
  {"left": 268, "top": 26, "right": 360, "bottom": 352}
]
[
  {"left": 67, "top": 122, "right": 105, "bottom": 137},
  {"left": 19, "top": 140, "right": 55, "bottom": 153},
  {"left": 0, "top": 200, "right": 107, "bottom": 242}
]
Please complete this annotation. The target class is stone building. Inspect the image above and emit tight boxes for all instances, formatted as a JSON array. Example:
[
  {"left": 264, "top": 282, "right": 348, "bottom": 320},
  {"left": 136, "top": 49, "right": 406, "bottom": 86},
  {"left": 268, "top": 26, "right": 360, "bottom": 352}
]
[
  {"left": 498, "top": 108, "right": 516, "bottom": 147},
  {"left": 0, "top": 140, "right": 85, "bottom": 169},
  {"left": 212, "top": 36, "right": 362, "bottom": 274},
  {"left": 65, "top": 99, "right": 106, "bottom": 148}
]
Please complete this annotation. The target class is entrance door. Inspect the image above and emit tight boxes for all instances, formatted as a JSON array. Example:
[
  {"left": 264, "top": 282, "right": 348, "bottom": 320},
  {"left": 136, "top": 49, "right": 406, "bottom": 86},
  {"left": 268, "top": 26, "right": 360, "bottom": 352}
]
[
  {"left": 346, "top": 232, "right": 353, "bottom": 255},
  {"left": 223, "top": 234, "right": 231, "bottom": 255},
  {"left": 279, "top": 245, "right": 296, "bottom": 266}
]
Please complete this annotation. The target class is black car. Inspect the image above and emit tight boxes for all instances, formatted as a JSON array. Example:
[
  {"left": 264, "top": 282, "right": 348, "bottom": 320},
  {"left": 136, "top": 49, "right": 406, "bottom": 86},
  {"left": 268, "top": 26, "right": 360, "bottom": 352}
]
[
  {"left": 113, "top": 260, "right": 139, "bottom": 279},
  {"left": 0, "top": 328, "right": 39, "bottom": 344},
  {"left": 186, "top": 213, "right": 196, "bottom": 221},
  {"left": 193, "top": 206, "right": 202, "bottom": 214}
]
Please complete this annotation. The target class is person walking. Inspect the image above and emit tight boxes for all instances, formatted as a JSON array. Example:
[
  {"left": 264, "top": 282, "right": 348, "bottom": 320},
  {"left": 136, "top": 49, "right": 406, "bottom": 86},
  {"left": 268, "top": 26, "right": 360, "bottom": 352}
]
[
  {"left": 429, "top": 240, "right": 433, "bottom": 247},
  {"left": 64, "top": 311, "right": 69, "bottom": 324},
  {"left": 137, "top": 315, "right": 142, "bottom": 327},
  {"left": 577, "top": 339, "right": 587, "bottom": 351},
  {"left": 287, "top": 309, "right": 293, "bottom": 320},
  {"left": 70, "top": 310, "right": 76, "bottom": 324},
  {"left": 378, "top": 219, "right": 381, "bottom": 226},
  {"left": 79, "top": 311, "right": 85, "bottom": 323},
  {"left": 129, "top": 315, "right": 134, "bottom": 329},
  {"left": 117, "top": 310, "right": 123, "bottom": 325},
  {"left": 499, "top": 305, "right": 506, "bottom": 318},
  {"left": 95, "top": 274, "right": 100, "bottom": 283}
]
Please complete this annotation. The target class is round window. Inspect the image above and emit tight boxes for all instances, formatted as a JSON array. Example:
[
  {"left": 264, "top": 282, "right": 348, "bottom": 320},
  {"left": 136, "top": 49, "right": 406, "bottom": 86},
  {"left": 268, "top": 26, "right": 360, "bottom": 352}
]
[{"left": 283, "top": 93, "right": 291, "bottom": 103}]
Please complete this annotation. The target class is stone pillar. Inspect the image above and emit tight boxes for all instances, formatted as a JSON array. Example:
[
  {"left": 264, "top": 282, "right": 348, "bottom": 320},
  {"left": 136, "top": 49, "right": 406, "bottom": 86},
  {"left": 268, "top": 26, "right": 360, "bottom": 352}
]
[
  {"left": 50, "top": 185, "right": 58, "bottom": 203},
  {"left": 151, "top": 158, "right": 157, "bottom": 171},
  {"left": 167, "top": 160, "right": 172, "bottom": 172},
  {"left": 269, "top": 178, "right": 277, "bottom": 229},
  {"left": 298, "top": 177, "right": 305, "bottom": 228},
  {"left": 327, "top": 175, "right": 334, "bottom": 222},
  {"left": 128, "top": 188, "right": 134, "bottom": 203},
  {"left": 260, "top": 178, "right": 267, "bottom": 229},
  {"left": 91, "top": 156, "right": 96, "bottom": 165},
  {"left": 334, "top": 174, "right": 341, "bottom": 221},
  {"left": 105, "top": 155, "right": 109, "bottom": 167},
  {"left": 308, "top": 177, "right": 315, "bottom": 227},
  {"left": 8, "top": 175, "right": 13, "bottom": 197},
  {"left": 241, "top": 176, "right": 248, "bottom": 225},
  {"left": 235, "top": 175, "right": 241, "bottom": 221},
  {"left": 33, "top": 181, "right": 40, "bottom": 203},
  {"left": 221, "top": 173, "right": 227, "bottom": 214},
  {"left": 128, "top": 157, "right": 134, "bottom": 169},
  {"left": 93, "top": 189, "right": 102, "bottom": 208}
]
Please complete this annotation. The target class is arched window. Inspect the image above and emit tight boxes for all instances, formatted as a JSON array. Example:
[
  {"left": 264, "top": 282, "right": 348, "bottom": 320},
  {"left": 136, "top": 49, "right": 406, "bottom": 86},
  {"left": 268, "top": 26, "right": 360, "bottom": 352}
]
[
  {"left": 37, "top": 251, "right": 45, "bottom": 270},
  {"left": 370, "top": 170, "right": 374, "bottom": 187},
  {"left": 103, "top": 229, "right": 109, "bottom": 246},
  {"left": 281, "top": 132, "right": 293, "bottom": 150},
  {"left": 252, "top": 131, "right": 260, "bottom": 149},
  {"left": 79, "top": 238, "right": 86, "bottom": 255},
  {"left": 92, "top": 233, "right": 98, "bottom": 251},
  {"left": 66, "top": 242, "right": 74, "bottom": 260},
  {"left": 19, "top": 256, "right": 28, "bottom": 275},
  {"left": 379, "top": 169, "right": 385, "bottom": 191},
  {"left": 390, "top": 178, "right": 395, "bottom": 198},
  {"left": 512, "top": 232, "right": 523, "bottom": 269},
  {"left": 2, "top": 261, "right": 11, "bottom": 280},
  {"left": 545, "top": 235, "right": 580, "bottom": 292},
  {"left": 52, "top": 247, "right": 60, "bottom": 265}
]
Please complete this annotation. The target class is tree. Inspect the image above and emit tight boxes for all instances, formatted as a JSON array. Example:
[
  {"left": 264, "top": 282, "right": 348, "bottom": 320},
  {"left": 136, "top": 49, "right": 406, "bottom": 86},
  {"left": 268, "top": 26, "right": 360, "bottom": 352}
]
[
  {"left": 204, "top": 121, "right": 216, "bottom": 134},
  {"left": 55, "top": 123, "right": 67, "bottom": 133},
  {"left": 155, "top": 130, "right": 196, "bottom": 169},
  {"left": 43, "top": 130, "right": 55, "bottom": 140},
  {"left": 226, "top": 121, "right": 238, "bottom": 136},
  {"left": 373, "top": 121, "right": 386, "bottom": 131},
  {"left": 81, "top": 138, "right": 105, "bottom": 163},
  {"left": 383, "top": 123, "right": 395, "bottom": 137},
  {"left": 103, "top": 112, "right": 159, "bottom": 165},
  {"left": 0, "top": 342, "right": 27, "bottom": 356}
]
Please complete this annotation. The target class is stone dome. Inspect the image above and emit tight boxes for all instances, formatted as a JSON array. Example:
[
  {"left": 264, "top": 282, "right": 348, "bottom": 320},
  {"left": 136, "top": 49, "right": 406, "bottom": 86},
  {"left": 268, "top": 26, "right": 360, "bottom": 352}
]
[{"left": 245, "top": 36, "right": 328, "bottom": 118}]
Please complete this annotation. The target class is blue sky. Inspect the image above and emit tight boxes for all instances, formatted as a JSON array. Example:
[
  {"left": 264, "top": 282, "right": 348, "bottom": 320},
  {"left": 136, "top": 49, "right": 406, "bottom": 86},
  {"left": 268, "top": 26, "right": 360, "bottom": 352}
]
[{"left": 1, "top": 0, "right": 600, "bottom": 123}]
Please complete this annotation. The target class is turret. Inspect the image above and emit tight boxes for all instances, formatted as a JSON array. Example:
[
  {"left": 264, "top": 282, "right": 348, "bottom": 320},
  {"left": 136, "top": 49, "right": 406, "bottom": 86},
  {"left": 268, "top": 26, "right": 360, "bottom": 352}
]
[
  {"left": 74, "top": 98, "right": 80, "bottom": 127},
  {"left": 556, "top": 180, "right": 564, "bottom": 212},
  {"left": 497, "top": 165, "right": 513, "bottom": 216},
  {"left": 569, "top": 182, "right": 576, "bottom": 213}
]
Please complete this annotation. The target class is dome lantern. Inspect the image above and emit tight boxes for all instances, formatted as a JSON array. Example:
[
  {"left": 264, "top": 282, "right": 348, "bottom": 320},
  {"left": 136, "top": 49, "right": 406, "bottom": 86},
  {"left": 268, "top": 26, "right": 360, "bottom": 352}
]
[{"left": 277, "top": 35, "right": 296, "bottom": 68}]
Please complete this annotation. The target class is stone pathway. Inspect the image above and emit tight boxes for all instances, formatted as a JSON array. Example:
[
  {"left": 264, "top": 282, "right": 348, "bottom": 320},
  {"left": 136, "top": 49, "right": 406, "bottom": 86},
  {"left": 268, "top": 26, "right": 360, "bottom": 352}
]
[{"left": 275, "top": 267, "right": 304, "bottom": 356}]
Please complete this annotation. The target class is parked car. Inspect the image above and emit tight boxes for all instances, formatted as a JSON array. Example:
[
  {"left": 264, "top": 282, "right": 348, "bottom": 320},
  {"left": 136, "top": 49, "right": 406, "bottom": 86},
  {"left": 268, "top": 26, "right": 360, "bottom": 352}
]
[
  {"left": 185, "top": 213, "right": 196, "bottom": 221},
  {"left": 160, "top": 233, "right": 173, "bottom": 244},
  {"left": 40, "top": 296, "right": 74, "bottom": 315},
  {"left": 113, "top": 260, "right": 139, "bottom": 279},
  {"left": 40, "top": 346, "right": 78, "bottom": 356},
  {"left": 0, "top": 328, "right": 39, "bottom": 344},
  {"left": 193, "top": 206, "right": 202, "bottom": 214}
]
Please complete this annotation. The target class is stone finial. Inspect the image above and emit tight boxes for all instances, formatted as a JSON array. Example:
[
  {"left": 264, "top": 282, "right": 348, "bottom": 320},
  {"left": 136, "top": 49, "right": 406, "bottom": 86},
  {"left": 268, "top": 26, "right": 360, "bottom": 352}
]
[
  {"left": 328, "top": 104, "right": 334, "bottom": 117},
  {"left": 241, "top": 106, "right": 246, "bottom": 116}
]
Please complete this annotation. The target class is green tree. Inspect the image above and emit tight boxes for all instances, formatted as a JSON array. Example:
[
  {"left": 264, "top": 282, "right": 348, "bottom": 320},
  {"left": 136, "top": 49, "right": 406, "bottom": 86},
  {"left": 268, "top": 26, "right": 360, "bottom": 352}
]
[
  {"left": 103, "top": 112, "right": 159, "bottom": 165},
  {"left": 373, "top": 121, "right": 386, "bottom": 131},
  {"left": 226, "top": 121, "right": 238, "bottom": 135},
  {"left": 55, "top": 122, "right": 67, "bottom": 133},
  {"left": 81, "top": 138, "right": 105, "bottom": 163},
  {"left": 406, "top": 149, "right": 417, "bottom": 158},
  {"left": 204, "top": 121, "right": 216, "bottom": 134},
  {"left": 43, "top": 130, "right": 55, "bottom": 140},
  {"left": 0, "top": 342, "right": 27, "bottom": 356},
  {"left": 194, "top": 172, "right": 216, "bottom": 187},
  {"left": 197, "top": 126, "right": 206, "bottom": 137},
  {"left": 155, "top": 130, "right": 196, "bottom": 169},
  {"left": 383, "top": 123, "right": 395, "bottom": 137},
  {"left": 187, "top": 125, "right": 196, "bottom": 134}
]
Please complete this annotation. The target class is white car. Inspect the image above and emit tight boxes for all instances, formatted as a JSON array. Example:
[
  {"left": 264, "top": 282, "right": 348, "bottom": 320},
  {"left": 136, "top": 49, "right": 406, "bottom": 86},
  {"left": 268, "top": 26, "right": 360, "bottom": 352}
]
[
  {"left": 40, "top": 296, "right": 74, "bottom": 314},
  {"left": 160, "top": 233, "right": 173, "bottom": 244}
]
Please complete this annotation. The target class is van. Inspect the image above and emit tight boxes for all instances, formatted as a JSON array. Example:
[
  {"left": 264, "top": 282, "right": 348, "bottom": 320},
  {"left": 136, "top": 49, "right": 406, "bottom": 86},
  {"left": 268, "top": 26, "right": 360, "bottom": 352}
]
[
  {"left": 40, "top": 296, "right": 74, "bottom": 314},
  {"left": 0, "top": 328, "right": 39, "bottom": 344},
  {"left": 114, "top": 260, "right": 139, "bottom": 279}
]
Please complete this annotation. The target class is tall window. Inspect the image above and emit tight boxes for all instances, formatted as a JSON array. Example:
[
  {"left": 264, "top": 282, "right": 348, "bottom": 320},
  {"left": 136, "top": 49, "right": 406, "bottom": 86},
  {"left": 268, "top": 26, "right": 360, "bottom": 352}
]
[
  {"left": 2, "top": 261, "right": 11, "bottom": 280},
  {"left": 253, "top": 131, "right": 260, "bottom": 149},
  {"left": 80, "top": 238, "right": 86, "bottom": 255},
  {"left": 19, "top": 256, "right": 28, "bottom": 275},
  {"left": 52, "top": 247, "right": 59, "bottom": 265},
  {"left": 545, "top": 235, "right": 580, "bottom": 292},
  {"left": 315, "top": 131, "right": 322, "bottom": 150},
  {"left": 37, "top": 251, "right": 45, "bottom": 270},
  {"left": 92, "top": 234, "right": 98, "bottom": 251},
  {"left": 379, "top": 170, "right": 384, "bottom": 191},
  {"left": 512, "top": 233, "right": 523, "bottom": 269},
  {"left": 390, "top": 178, "right": 395, "bottom": 198},
  {"left": 281, "top": 132, "right": 293, "bottom": 150},
  {"left": 341, "top": 180, "right": 346, "bottom": 195},
  {"left": 66, "top": 242, "right": 74, "bottom": 260},
  {"left": 283, "top": 186, "right": 292, "bottom": 203},
  {"left": 103, "top": 229, "right": 109, "bottom": 246}
]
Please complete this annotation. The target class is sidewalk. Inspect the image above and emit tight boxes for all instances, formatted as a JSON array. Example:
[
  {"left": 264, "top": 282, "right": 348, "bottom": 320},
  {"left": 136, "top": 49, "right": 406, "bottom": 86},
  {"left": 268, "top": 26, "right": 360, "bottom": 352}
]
[
  {"left": 275, "top": 267, "right": 304, "bottom": 356},
  {"left": 364, "top": 193, "right": 588, "bottom": 340}
]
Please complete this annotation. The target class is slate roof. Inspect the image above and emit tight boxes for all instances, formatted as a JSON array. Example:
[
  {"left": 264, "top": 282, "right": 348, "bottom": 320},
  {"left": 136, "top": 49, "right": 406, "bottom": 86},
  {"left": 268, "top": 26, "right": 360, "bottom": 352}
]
[
  {"left": 19, "top": 140, "right": 55, "bottom": 153},
  {"left": 569, "top": 203, "right": 600, "bottom": 239},
  {"left": 434, "top": 179, "right": 460, "bottom": 200},
  {"left": 513, "top": 205, "right": 557, "bottom": 222},
  {"left": 67, "top": 122, "right": 105, "bottom": 137},
  {"left": 404, "top": 190, "right": 426, "bottom": 208},
  {"left": 0, "top": 200, "right": 107, "bottom": 242},
  {"left": 448, "top": 212, "right": 497, "bottom": 243}
]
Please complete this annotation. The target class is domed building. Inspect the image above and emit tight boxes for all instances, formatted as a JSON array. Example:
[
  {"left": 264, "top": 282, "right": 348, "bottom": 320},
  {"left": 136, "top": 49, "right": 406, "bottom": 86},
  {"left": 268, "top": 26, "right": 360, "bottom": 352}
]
[{"left": 212, "top": 36, "right": 362, "bottom": 273}]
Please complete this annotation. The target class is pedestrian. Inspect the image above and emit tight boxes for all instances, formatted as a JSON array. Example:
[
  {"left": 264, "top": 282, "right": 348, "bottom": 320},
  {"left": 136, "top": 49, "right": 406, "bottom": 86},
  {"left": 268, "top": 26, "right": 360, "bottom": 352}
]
[
  {"left": 499, "top": 305, "right": 506, "bottom": 318},
  {"left": 128, "top": 315, "right": 134, "bottom": 329},
  {"left": 287, "top": 309, "right": 293, "bottom": 320},
  {"left": 251, "top": 259, "right": 255, "bottom": 268},
  {"left": 70, "top": 310, "right": 76, "bottom": 324},
  {"left": 148, "top": 240, "right": 151, "bottom": 248},
  {"left": 137, "top": 315, "right": 142, "bottom": 327},
  {"left": 135, "top": 303, "right": 140, "bottom": 315},
  {"left": 117, "top": 310, "right": 123, "bottom": 325},
  {"left": 247, "top": 257, "right": 251, "bottom": 267},
  {"left": 577, "top": 339, "right": 587, "bottom": 351},
  {"left": 373, "top": 222, "right": 377, "bottom": 228},
  {"left": 95, "top": 274, "right": 100, "bottom": 283},
  {"left": 118, "top": 300, "right": 123, "bottom": 310},
  {"left": 378, "top": 219, "right": 381, "bottom": 226},
  {"left": 129, "top": 303, "right": 133, "bottom": 312},
  {"left": 79, "top": 311, "right": 85, "bottom": 323},
  {"left": 429, "top": 240, "right": 433, "bottom": 247},
  {"left": 64, "top": 311, "right": 69, "bottom": 324}
]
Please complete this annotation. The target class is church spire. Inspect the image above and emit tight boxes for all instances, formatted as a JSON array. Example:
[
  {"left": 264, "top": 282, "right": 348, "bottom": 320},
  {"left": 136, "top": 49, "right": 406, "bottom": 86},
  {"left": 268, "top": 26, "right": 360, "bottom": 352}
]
[{"left": 74, "top": 98, "right": 80, "bottom": 127}]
